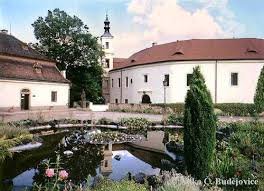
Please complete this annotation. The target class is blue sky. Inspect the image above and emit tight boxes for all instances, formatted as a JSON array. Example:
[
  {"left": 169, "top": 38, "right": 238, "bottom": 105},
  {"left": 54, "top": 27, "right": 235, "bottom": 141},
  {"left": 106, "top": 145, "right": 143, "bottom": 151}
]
[{"left": 0, "top": 0, "right": 264, "bottom": 57}]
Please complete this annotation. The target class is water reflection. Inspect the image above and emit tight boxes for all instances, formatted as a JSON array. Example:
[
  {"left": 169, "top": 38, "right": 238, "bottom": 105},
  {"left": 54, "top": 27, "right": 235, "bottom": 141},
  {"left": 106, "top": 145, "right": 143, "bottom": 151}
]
[{"left": 0, "top": 130, "right": 183, "bottom": 191}]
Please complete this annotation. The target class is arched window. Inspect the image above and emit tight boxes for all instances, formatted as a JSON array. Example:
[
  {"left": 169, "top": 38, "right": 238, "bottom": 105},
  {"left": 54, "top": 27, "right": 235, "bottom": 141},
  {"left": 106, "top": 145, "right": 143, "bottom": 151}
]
[{"left": 142, "top": 94, "right": 151, "bottom": 104}]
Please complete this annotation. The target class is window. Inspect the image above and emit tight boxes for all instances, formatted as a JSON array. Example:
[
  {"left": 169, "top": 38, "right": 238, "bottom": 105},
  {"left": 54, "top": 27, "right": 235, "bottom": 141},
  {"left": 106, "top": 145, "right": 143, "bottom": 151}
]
[
  {"left": 105, "top": 42, "right": 109, "bottom": 49},
  {"left": 105, "top": 59, "right": 110, "bottom": 68},
  {"left": 115, "top": 99, "right": 118, "bottom": 103},
  {"left": 131, "top": 78, "right": 133, "bottom": 84},
  {"left": 125, "top": 99, "right": 128, "bottom": 103},
  {"left": 231, "top": 73, "right": 238, "bottom": 86},
  {"left": 105, "top": 160, "right": 108, "bottom": 167},
  {"left": 126, "top": 77, "right": 128, "bottom": 87},
  {"left": 118, "top": 78, "right": 121, "bottom": 87},
  {"left": 111, "top": 79, "right": 114, "bottom": 88},
  {"left": 164, "top": 74, "right": 170, "bottom": 86},
  {"left": 51, "top": 91, "right": 57, "bottom": 102},
  {"left": 187, "top": 74, "right": 193, "bottom": 86},
  {"left": 144, "top": 75, "right": 148, "bottom": 82},
  {"left": 105, "top": 79, "right": 109, "bottom": 88}
]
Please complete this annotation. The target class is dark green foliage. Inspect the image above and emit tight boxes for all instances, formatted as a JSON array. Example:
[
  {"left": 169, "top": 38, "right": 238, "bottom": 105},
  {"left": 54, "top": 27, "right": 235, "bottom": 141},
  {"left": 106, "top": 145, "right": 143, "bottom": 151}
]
[
  {"left": 32, "top": 9, "right": 104, "bottom": 104},
  {"left": 214, "top": 103, "right": 255, "bottom": 116},
  {"left": 254, "top": 65, "right": 264, "bottom": 113},
  {"left": 183, "top": 66, "right": 216, "bottom": 180}
]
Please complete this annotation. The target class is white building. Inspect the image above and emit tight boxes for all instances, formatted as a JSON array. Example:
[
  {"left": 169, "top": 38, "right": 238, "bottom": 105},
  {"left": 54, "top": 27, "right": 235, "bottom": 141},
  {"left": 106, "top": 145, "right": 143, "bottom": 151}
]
[
  {"left": 109, "top": 38, "right": 264, "bottom": 104},
  {"left": 0, "top": 30, "right": 70, "bottom": 111}
]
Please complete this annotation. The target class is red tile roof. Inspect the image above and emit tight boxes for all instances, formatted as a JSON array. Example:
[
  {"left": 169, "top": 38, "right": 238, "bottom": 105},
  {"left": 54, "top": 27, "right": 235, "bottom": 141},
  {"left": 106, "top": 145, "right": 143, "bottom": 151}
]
[
  {"left": 112, "top": 38, "right": 264, "bottom": 71},
  {"left": 0, "top": 33, "right": 50, "bottom": 61},
  {"left": 0, "top": 58, "right": 69, "bottom": 83}
]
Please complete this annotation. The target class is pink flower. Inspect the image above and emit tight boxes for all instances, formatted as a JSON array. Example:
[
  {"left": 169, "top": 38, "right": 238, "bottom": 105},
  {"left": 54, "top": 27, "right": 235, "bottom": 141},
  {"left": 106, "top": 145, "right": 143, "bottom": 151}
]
[
  {"left": 45, "top": 168, "right": 55, "bottom": 178},
  {"left": 59, "top": 170, "right": 68, "bottom": 180}
]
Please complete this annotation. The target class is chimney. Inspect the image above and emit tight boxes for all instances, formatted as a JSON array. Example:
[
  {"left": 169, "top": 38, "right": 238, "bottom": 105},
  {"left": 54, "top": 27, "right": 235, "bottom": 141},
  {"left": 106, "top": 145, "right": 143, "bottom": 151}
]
[
  {"left": 61, "top": 70, "right": 66, "bottom": 78},
  {"left": 152, "top": 42, "right": 157, "bottom": 47},
  {"left": 0, "top": 29, "right": 8, "bottom": 34}
]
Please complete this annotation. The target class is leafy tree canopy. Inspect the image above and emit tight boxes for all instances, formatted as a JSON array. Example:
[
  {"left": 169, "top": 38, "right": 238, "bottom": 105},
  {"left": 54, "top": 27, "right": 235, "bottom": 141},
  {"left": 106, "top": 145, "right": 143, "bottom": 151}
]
[{"left": 32, "top": 9, "right": 104, "bottom": 104}]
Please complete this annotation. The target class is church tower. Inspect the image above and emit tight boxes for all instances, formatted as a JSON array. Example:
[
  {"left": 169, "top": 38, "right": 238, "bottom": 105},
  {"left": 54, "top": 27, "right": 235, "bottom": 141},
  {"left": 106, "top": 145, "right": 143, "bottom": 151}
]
[{"left": 101, "top": 14, "right": 114, "bottom": 103}]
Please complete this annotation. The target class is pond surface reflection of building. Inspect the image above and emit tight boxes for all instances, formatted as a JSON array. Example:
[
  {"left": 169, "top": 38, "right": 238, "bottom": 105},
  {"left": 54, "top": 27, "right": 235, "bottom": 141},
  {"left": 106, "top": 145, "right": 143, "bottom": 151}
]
[{"left": 100, "top": 143, "right": 113, "bottom": 176}]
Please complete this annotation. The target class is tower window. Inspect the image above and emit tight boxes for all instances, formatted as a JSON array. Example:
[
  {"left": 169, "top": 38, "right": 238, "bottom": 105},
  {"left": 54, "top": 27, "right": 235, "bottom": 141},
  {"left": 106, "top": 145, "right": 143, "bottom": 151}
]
[
  {"left": 106, "top": 42, "right": 109, "bottom": 49},
  {"left": 105, "top": 59, "right": 110, "bottom": 68},
  {"left": 144, "top": 75, "right": 148, "bottom": 83},
  {"left": 131, "top": 78, "right": 133, "bottom": 84},
  {"left": 111, "top": 79, "right": 114, "bottom": 88},
  {"left": 125, "top": 99, "right": 128, "bottom": 103},
  {"left": 115, "top": 99, "right": 118, "bottom": 103},
  {"left": 187, "top": 74, "right": 193, "bottom": 86},
  {"left": 231, "top": 73, "right": 238, "bottom": 86}
]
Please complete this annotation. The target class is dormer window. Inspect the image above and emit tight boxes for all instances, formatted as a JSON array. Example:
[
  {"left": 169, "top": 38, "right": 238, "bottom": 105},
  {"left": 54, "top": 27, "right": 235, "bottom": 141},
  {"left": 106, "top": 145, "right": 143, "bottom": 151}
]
[
  {"left": 173, "top": 51, "right": 184, "bottom": 55},
  {"left": 33, "top": 62, "right": 42, "bottom": 74},
  {"left": 131, "top": 59, "right": 136, "bottom": 63},
  {"left": 246, "top": 48, "right": 258, "bottom": 54},
  {"left": 173, "top": 47, "right": 184, "bottom": 55},
  {"left": 21, "top": 43, "right": 29, "bottom": 51}
]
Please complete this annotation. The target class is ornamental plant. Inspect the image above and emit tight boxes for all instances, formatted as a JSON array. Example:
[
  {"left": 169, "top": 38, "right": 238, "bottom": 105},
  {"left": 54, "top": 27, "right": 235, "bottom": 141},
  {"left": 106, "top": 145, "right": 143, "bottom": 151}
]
[
  {"left": 254, "top": 65, "right": 264, "bottom": 113},
  {"left": 184, "top": 66, "right": 217, "bottom": 180}
]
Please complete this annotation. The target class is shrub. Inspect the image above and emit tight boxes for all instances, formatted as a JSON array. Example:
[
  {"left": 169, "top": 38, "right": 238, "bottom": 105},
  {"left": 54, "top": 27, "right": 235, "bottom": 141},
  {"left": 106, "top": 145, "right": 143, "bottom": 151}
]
[
  {"left": 214, "top": 103, "right": 255, "bottom": 116},
  {"left": 0, "top": 123, "right": 29, "bottom": 139},
  {"left": 97, "top": 117, "right": 112, "bottom": 125},
  {"left": 184, "top": 66, "right": 216, "bottom": 180},
  {"left": 254, "top": 65, "right": 264, "bottom": 113},
  {"left": 94, "top": 179, "right": 148, "bottom": 191},
  {"left": 120, "top": 117, "right": 150, "bottom": 130},
  {"left": 166, "top": 114, "right": 183, "bottom": 125}
]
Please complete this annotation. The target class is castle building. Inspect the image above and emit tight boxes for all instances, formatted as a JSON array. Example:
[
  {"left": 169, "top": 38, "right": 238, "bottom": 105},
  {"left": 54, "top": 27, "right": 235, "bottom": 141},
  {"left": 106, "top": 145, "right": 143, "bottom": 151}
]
[
  {"left": 109, "top": 38, "right": 264, "bottom": 104},
  {"left": 100, "top": 16, "right": 264, "bottom": 105},
  {"left": 0, "top": 30, "right": 70, "bottom": 111}
]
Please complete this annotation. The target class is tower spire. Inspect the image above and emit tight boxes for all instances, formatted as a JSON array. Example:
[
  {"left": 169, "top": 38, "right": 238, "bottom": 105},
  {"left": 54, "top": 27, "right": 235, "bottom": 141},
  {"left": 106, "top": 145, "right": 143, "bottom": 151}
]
[{"left": 101, "top": 13, "right": 113, "bottom": 37}]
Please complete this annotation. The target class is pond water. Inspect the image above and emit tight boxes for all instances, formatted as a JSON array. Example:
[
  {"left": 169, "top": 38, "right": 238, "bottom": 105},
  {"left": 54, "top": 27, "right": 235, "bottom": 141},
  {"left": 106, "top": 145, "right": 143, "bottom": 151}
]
[{"left": 0, "top": 129, "right": 183, "bottom": 191}]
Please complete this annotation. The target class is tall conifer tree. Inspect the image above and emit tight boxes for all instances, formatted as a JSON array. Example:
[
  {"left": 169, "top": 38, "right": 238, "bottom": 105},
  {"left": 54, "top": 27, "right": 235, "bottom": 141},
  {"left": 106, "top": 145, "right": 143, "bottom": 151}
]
[{"left": 184, "top": 66, "right": 216, "bottom": 180}]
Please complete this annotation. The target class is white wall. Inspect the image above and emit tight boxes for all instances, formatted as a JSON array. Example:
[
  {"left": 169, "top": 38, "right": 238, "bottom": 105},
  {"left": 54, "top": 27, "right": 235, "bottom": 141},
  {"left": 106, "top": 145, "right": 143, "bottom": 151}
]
[
  {"left": 0, "top": 79, "right": 69, "bottom": 109},
  {"left": 101, "top": 36, "right": 114, "bottom": 73},
  {"left": 217, "top": 61, "right": 263, "bottom": 103},
  {"left": 109, "top": 60, "right": 264, "bottom": 104}
]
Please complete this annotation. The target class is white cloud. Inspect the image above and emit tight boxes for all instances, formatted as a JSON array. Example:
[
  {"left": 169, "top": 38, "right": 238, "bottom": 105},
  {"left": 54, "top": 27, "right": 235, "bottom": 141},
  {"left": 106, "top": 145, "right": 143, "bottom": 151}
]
[{"left": 114, "top": 0, "right": 243, "bottom": 57}]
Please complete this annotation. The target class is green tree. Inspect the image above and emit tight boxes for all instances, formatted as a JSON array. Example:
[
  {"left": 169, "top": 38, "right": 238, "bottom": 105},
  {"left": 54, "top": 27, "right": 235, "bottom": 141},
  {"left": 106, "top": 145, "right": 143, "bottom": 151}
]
[
  {"left": 32, "top": 9, "right": 104, "bottom": 104},
  {"left": 183, "top": 66, "right": 216, "bottom": 180},
  {"left": 254, "top": 65, "right": 264, "bottom": 113}
]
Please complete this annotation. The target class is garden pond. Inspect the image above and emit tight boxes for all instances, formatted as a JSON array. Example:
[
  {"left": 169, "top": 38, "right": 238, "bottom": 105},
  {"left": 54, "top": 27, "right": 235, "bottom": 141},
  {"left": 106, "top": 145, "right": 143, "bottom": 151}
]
[{"left": 0, "top": 128, "right": 184, "bottom": 191}]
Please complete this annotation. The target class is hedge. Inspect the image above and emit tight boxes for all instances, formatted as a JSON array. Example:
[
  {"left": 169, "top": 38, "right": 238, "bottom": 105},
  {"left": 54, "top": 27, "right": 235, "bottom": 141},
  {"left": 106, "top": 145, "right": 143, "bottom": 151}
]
[{"left": 214, "top": 103, "right": 255, "bottom": 116}]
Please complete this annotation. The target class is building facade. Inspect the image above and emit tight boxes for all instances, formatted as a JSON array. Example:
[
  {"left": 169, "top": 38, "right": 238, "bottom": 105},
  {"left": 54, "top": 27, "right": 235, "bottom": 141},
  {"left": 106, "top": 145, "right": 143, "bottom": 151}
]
[
  {"left": 109, "top": 38, "right": 264, "bottom": 104},
  {"left": 0, "top": 30, "right": 70, "bottom": 111}
]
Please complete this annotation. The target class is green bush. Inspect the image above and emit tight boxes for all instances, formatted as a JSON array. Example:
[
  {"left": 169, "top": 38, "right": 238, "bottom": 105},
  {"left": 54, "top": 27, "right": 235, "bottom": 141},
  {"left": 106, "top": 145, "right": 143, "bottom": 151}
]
[
  {"left": 184, "top": 66, "right": 216, "bottom": 180},
  {"left": 166, "top": 114, "right": 183, "bottom": 125},
  {"left": 94, "top": 179, "right": 148, "bottom": 191},
  {"left": 0, "top": 123, "right": 30, "bottom": 139},
  {"left": 120, "top": 117, "right": 150, "bottom": 130},
  {"left": 97, "top": 117, "right": 112, "bottom": 125},
  {"left": 254, "top": 65, "right": 264, "bottom": 113},
  {"left": 214, "top": 103, "right": 255, "bottom": 116}
]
